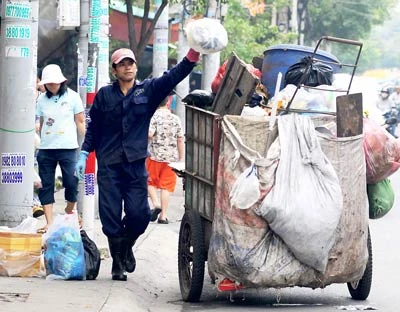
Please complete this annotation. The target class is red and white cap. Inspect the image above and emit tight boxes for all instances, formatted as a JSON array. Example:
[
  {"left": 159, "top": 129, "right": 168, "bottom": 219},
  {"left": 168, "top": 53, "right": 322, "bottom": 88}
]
[{"left": 111, "top": 48, "right": 136, "bottom": 64}]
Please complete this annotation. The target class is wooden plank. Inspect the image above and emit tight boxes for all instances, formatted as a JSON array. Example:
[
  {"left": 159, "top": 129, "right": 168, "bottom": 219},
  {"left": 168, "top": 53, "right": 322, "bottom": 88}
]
[
  {"left": 185, "top": 106, "right": 194, "bottom": 172},
  {"left": 336, "top": 93, "right": 363, "bottom": 137},
  {"left": 212, "top": 53, "right": 259, "bottom": 115},
  {"left": 184, "top": 105, "right": 220, "bottom": 220},
  {"left": 198, "top": 113, "right": 206, "bottom": 178}
]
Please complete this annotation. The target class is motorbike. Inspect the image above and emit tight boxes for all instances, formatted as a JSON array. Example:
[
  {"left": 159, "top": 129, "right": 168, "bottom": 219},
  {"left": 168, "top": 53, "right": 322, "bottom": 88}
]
[{"left": 383, "top": 106, "right": 399, "bottom": 138}]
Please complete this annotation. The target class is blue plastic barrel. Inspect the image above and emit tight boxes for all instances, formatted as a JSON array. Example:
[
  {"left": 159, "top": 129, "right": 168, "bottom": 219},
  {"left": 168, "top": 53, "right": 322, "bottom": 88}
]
[{"left": 261, "top": 44, "right": 340, "bottom": 97}]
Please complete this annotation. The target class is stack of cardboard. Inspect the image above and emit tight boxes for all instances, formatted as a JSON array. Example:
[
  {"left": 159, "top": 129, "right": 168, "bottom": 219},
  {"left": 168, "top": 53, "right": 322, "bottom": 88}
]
[{"left": 0, "top": 232, "right": 43, "bottom": 277}]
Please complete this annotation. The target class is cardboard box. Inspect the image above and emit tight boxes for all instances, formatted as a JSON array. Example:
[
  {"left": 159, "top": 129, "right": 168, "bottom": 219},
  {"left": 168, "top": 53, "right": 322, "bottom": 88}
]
[
  {"left": 0, "top": 232, "right": 43, "bottom": 277},
  {"left": 0, "top": 232, "right": 42, "bottom": 255}
]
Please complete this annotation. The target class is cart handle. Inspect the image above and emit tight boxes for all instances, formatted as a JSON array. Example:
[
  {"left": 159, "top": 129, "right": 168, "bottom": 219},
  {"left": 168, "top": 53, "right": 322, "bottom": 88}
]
[
  {"left": 316, "top": 36, "right": 363, "bottom": 48},
  {"left": 313, "top": 36, "right": 363, "bottom": 96},
  {"left": 285, "top": 36, "right": 363, "bottom": 114}
]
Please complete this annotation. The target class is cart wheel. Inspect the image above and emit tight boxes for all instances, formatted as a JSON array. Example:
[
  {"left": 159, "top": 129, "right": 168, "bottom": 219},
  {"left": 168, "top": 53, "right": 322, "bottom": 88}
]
[
  {"left": 178, "top": 210, "right": 205, "bottom": 302},
  {"left": 347, "top": 228, "right": 372, "bottom": 300}
]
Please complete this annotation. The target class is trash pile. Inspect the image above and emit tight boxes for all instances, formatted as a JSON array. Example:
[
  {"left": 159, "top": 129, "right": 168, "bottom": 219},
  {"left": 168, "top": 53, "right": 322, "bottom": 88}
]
[{"left": 0, "top": 214, "right": 100, "bottom": 280}]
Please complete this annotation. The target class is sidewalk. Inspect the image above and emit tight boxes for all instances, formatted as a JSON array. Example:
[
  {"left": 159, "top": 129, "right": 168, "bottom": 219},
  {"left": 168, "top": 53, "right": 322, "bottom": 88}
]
[{"left": 0, "top": 180, "right": 185, "bottom": 312}]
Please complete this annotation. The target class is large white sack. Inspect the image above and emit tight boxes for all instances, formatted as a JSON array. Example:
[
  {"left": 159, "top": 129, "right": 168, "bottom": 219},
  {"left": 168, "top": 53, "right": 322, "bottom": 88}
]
[{"left": 256, "top": 114, "right": 343, "bottom": 272}]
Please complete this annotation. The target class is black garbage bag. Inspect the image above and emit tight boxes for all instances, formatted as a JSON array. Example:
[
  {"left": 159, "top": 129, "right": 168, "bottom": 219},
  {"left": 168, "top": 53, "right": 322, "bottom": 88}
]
[
  {"left": 284, "top": 56, "right": 333, "bottom": 87},
  {"left": 182, "top": 89, "right": 215, "bottom": 109},
  {"left": 80, "top": 230, "right": 101, "bottom": 280},
  {"left": 248, "top": 93, "right": 264, "bottom": 107}
]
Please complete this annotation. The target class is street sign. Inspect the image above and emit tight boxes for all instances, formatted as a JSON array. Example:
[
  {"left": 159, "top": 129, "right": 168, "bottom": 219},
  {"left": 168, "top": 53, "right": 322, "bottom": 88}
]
[
  {"left": 1, "top": 153, "right": 27, "bottom": 168},
  {"left": 5, "top": 45, "right": 30, "bottom": 58},
  {"left": 1, "top": 169, "right": 24, "bottom": 184},
  {"left": 5, "top": 2, "right": 31, "bottom": 19},
  {"left": 5, "top": 25, "right": 31, "bottom": 39}
]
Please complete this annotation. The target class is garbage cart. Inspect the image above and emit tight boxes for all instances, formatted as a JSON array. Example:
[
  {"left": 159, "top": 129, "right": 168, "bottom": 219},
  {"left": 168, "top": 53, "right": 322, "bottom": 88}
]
[{"left": 178, "top": 37, "right": 371, "bottom": 303}]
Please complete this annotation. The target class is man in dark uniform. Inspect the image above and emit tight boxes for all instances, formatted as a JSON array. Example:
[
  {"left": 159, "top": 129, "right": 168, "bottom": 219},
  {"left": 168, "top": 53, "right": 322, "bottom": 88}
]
[{"left": 76, "top": 47, "right": 200, "bottom": 281}]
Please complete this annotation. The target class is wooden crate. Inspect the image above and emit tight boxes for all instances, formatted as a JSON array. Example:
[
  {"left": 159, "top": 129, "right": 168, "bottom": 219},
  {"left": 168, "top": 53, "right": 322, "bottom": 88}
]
[{"left": 211, "top": 53, "right": 259, "bottom": 116}]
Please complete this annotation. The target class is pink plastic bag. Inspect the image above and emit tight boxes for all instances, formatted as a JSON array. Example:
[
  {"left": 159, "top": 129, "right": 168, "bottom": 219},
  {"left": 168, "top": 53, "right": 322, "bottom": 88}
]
[{"left": 363, "top": 118, "right": 400, "bottom": 183}]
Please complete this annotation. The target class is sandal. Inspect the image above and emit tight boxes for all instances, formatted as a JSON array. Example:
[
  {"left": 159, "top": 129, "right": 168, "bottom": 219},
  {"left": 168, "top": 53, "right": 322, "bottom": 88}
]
[
  {"left": 157, "top": 218, "right": 169, "bottom": 224},
  {"left": 32, "top": 205, "right": 44, "bottom": 218},
  {"left": 150, "top": 208, "right": 162, "bottom": 222}
]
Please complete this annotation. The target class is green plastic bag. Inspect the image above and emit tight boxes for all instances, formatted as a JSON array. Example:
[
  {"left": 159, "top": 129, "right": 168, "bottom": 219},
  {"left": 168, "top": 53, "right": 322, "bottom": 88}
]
[{"left": 367, "top": 178, "right": 395, "bottom": 219}]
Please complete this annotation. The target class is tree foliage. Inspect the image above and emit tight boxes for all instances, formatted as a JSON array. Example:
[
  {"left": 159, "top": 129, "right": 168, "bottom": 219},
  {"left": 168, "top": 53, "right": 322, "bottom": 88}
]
[
  {"left": 358, "top": 4, "right": 400, "bottom": 72},
  {"left": 300, "top": 0, "right": 397, "bottom": 72},
  {"left": 303, "top": 0, "right": 396, "bottom": 45},
  {"left": 115, "top": 0, "right": 295, "bottom": 65},
  {"left": 124, "top": 0, "right": 168, "bottom": 62},
  {"left": 221, "top": 0, "right": 296, "bottom": 64},
  {"left": 114, "top": 0, "right": 398, "bottom": 73}
]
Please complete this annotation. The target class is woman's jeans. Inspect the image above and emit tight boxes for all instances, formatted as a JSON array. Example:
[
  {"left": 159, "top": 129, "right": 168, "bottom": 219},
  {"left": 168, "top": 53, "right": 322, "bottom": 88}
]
[{"left": 37, "top": 149, "right": 78, "bottom": 205}]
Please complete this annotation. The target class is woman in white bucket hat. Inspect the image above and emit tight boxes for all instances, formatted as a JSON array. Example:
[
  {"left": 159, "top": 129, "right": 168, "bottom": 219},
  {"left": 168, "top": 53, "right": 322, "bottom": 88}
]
[{"left": 35, "top": 64, "right": 86, "bottom": 233}]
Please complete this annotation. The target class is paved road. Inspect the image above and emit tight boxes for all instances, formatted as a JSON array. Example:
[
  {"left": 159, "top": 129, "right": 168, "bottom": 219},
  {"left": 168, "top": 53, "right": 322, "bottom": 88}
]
[{"left": 2, "top": 171, "right": 400, "bottom": 312}]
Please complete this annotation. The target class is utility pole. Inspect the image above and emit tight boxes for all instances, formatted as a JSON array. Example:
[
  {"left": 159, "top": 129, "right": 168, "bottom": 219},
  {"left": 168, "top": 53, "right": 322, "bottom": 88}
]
[
  {"left": 77, "top": 0, "right": 109, "bottom": 233},
  {"left": 80, "top": 0, "right": 102, "bottom": 238},
  {"left": 201, "top": 0, "right": 221, "bottom": 92},
  {"left": 97, "top": 0, "right": 110, "bottom": 89},
  {"left": 290, "top": 0, "right": 298, "bottom": 34},
  {"left": 77, "top": 0, "right": 89, "bottom": 108},
  {"left": 175, "top": 17, "right": 190, "bottom": 132},
  {"left": 153, "top": 0, "right": 169, "bottom": 77},
  {"left": 76, "top": 0, "right": 89, "bottom": 224},
  {"left": 0, "top": 0, "right": 39, "bottom": 226}
]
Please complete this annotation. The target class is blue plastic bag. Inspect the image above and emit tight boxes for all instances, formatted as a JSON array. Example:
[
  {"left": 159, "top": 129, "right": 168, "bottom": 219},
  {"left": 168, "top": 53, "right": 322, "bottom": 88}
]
[{"left": 43, "top": 214, "right": 85, "bottom": 280}]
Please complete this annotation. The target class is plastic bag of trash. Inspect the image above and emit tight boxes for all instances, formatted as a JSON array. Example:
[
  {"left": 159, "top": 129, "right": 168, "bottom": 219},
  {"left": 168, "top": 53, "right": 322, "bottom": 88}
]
[
  {"left": 285, "top": 56, "right": 333, "bottom": 87},
  {"left": 0, "top": 217, "right": 38, "bottom": 234},
  {"left": 185, "top": 18, "right": 228, "bottom": 54},
  {"left": 43, "top": 214, "right": 85, "bottom": 280},
  {"left": 80, "top": 230, "right": 101, "bottom": 280},
  {"left": 367, "top": 178, "right": 394, "bottom": 219},
  {"left": 182, "top": 89, "right": 215, "bottom": 109},
  {"left": 363, "top": 117, "right": 400, "bottom": 183},
  {"left": 230, "top": 163, "right": 261, "bottom": 210}
]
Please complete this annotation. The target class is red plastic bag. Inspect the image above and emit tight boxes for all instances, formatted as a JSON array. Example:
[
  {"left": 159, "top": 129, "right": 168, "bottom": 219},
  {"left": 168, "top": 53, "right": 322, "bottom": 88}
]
[
  {"left": 211, "top": 60, "right": 261, "bottom": 94},
  {"left": 363, "top": 118, "right": 400, "bottom": 183},
  {"left": 245, "top": 64, "right": 262, "bottom": 79},
  {"left": 211, "top": 60, "right": 228, "bottom": 94}
]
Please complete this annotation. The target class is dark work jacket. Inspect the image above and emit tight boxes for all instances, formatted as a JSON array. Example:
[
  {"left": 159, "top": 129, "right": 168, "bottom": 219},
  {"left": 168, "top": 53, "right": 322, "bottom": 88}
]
[{"left": 81, "top": 56, "right": 196, "bottom": 165}]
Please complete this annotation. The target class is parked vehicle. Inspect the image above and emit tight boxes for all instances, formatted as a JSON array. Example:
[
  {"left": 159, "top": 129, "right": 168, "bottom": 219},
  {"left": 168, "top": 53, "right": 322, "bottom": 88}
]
[{"left": 383, "top": 106, "right": 399, "bottom": 138}]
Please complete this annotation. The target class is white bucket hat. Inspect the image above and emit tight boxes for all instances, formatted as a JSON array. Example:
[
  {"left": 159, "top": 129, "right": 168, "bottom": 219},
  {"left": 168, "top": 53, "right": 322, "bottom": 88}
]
[{"left": 39, "top": 64, "right": 67, "bottom": 85}]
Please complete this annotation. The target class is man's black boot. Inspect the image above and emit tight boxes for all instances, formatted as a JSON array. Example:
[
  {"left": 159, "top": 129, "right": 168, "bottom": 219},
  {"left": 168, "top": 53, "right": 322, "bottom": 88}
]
[
  {"left": 108, "top": 237, "right": 127, "bottom": 281},
  {"left": 123, "top": 238, "right": 136, "bottom": 273}
]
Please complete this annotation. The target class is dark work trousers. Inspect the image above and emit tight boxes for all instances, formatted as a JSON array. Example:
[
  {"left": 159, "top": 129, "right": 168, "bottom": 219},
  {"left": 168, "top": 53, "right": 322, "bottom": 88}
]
[
  {"left": 97, "top": 158, "right": 151, "bottom": 239},
  {"left": 37, "top": 149, "right": 78, "bottom": 205}
]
